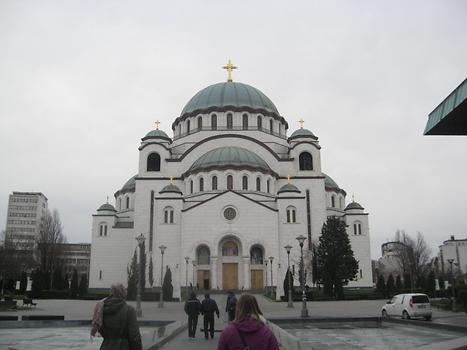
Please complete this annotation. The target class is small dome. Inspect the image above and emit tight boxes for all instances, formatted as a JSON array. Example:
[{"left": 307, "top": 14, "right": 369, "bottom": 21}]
[
  {"left": 345, "top": 201, "right": 364, "bottom": 210},
  {"left": 186, "top": 146, "right": 273, "bottom": 176},
  {"left": 323, "top": 173, "right": 340, "bottom": 191},
  {"left": 97, "top": 203, "right": 116, "bottom": 212},
  {"left": 289, "top": 128, "right": 317, "bottom": 141},
  {"left": 277, "top": 183, "right": 301, "bottom": 194},
  {"left": 160, "top": 184, "right": 183, "bottom": 195},
  {"left": 115, "top": 175, "right": 137, "bottom": 197},
  {"left": 142, "top": 129, "right": 171, "bottom": 142}
]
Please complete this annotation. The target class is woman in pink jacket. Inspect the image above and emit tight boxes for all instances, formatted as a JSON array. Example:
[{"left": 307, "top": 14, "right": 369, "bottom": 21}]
[{"left": 217, "top": 294, "right": 279, "bottom": 350}]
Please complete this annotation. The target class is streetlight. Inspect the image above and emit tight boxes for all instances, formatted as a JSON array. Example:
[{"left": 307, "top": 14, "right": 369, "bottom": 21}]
[
  {"left": 269, "top": 256, "right": 274, "bottom": 287},
  {"left": 192, "top": 260, "right": 197, "bottom": 289},
  {"left": 447, "top": 259, "right": 456, "bottom": 311},
  {"left": 285, "top": 245, "right": 293, "bottom": 308},
  {"left": 135, "top": 233, "right": 146, "bottom": 317},
  {"left": 158, "top": 245, "right": 167, "bottom": 308},
  {"left": 184, "top": 256, "right": 190, "bottom": 287},
  {"left": 296, "top": 235, "right": 309, "bottom": 318},
  {"left": 265, "top": 259, "right": 268, "bottom": 288}
]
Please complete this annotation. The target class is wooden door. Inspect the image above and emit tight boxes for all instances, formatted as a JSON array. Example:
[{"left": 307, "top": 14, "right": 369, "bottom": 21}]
[
  {"left": 250, "top": 270, "right": 264, "bottom": 290},
  {"left": 196, "top": 270, "right": 204, "bottom": 289},
  {"left": 222, "top": 263, "right": 238, "bottom": 290}
]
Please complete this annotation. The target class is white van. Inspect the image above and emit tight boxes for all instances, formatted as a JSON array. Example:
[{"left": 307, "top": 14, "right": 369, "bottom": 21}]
[{"left": 381, "top": 293, "right": 432, "bottom": 320}]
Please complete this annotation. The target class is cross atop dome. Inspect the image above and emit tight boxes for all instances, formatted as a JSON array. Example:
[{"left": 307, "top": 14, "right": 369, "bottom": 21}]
[
  {"left": 299, "top": 118, "right": 305, "bottom": 129},
  {"left": 155, "top": 120, "right": 160, "bottom": 130},
  {"left": 222, "top": 60, "right": 237, "bottom": 82}
]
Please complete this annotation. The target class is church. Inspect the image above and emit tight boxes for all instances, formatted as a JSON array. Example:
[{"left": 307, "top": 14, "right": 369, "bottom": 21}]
[{"left": 89, "top": 63, "right": 373, "bottom": 299}]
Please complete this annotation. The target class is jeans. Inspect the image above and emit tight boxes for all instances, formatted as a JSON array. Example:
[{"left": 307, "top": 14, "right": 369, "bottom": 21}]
[
  {"left": 188, "top": 315, "right": 198, "bottom": 338},
  {"left": 203, "top": 315, "right": 215, "bottom": 339}
]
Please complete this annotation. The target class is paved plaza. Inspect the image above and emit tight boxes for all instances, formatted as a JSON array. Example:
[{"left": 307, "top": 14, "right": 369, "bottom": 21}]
[{"left": 2, "top": 295, "right": 467, "bottom": 349}]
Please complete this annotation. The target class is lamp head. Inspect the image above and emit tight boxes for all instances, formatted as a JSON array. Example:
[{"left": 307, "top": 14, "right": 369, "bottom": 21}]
[
  {"left": 269, "top": 256, "right": 274, "bottom": 263},
  {"left": 159, "top": 245, "right": 167, "bottom": 254},
  {"left": 136, "top": 233, "right": 146, "bottom": 246},
  {"left": 284, "top": 245, "right": 292, "bottom": 254},
  {"left": 296, "top": 235, "right": 306, "bottom": 247},
  {"left": 184, "top": 256, "right": 189, "bottom": 263}
]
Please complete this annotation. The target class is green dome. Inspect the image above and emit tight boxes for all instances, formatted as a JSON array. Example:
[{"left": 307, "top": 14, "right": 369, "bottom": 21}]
[
  {"left": 345, "top": 201, "right": 364, "bottom": 210},
  {"left": 323, "top": 173, "right": 340, "bottom": 190},
  {"left": 142, "top": 129, "right": 171, "bottom": 142},
  {"left": 181, "top": 82, "right": 279, "bottom": 116},
  {"left": 277, "top": 183, "right": 301, "bottom": 194},
  {"left": 97, "top": 203, "right": 116, "bottom": 212},
  {"left": 186, "top": 146, "right": 272, "bottom": 175},
  {"left": 114, "top": 175, "right": 137, "bottom": 197},
  {"left": 289, "top": 128, "right": 317, "bottom": 140},
  {"left": 160, "top": 184, "right": 182, "bottom": 195}
]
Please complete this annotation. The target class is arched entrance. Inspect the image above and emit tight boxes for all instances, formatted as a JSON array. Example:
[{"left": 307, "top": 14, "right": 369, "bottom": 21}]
[
  {"left": 219, "top": 237, "right": 241, "bottom": 290},
  {"left": 250, "top": 245, "right": 265, "bottom": 289},
  {"left": 196, "top": 245, "right": 211, "bottom": 290}
]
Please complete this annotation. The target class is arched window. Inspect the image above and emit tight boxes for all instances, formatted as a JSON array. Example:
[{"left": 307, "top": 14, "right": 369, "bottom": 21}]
[
  {"left": 99, "top": 270, "right": 103, "bottom": 280},
  {"left": 147, "top": 152, "right": 161, "bottom": 172},
  {"left": 197, "top": 116, "right": 203, "bottom": 130},
  {"left": 250, "top": 246, "right": 264, "bottom": 264},
  {"left": 339, "top": 197, "right": 343, "bottom": 209},
  {"left": 257, "top": 116, "right": 262, "bottom": 130},
  {"left": 212, "top": 176, "right": 218, "bottom": 190},
  {"left": 99, "top": 223, "right": 108, "bottom": 237},
  {"left": 267, "top": 179, "right": 270, "bottom": 193},
  {"left": 222, "top": 240, "right": 238, "bottom": 256},
  {"left": 242, "top": 176, "right": 248, "bottom": 190},
  {"left": 164, "top": 206, "right": 174, "bottom": 224},
  {"left": 227, "top": 175, "right": 233, "bottom": 190},
  {"left": 227, "top": 113, "right": 233, "bottom": 129},
  {"left": 211, "top": 114, "right": 217, "bottom": 130},
  {"left": 269, "top": 119, "right": 274, "bottom": 134},
  {"left": 118, "top": 198, "right": 122, "bottom": 210},
  {"left": 256, "top": 177, "right": 261, "bottom": 192},
  {"left": 190, "top": 180, "right": 194, "bottom": 194},
  {"left": 126, "top": 196, "right": 130, "bottom": 209},
  {"left": 353, "top": 222, "right": 362, "bottom": 235},
  {"left": 187, "top": 120, "right": 191, "bottom": 134},
  {"left": 331, "top": 195, "right": 336, "bottom": 208},
  {"left": 286, "top": 206, "right": 297, "bottom": 223},
  {"left": 242, "top": 114, "right": 248, "bottom": 130},
  {"left": 299, "top": 152, "right": 313, "bottom": 170},
  {"left": 197, "top": 245, "right": 211, "bottom": 265},
  {"left": 199, "top": 177, "right": 204, "bottom": 192}
]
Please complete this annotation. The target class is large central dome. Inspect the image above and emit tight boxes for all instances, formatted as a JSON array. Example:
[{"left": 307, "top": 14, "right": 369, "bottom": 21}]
[{"left": 180, "top": 82, "right": 279, "bottom": 117}]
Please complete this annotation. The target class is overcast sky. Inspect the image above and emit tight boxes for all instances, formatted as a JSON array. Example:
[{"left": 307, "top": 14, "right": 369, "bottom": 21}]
[{"left": 1, "top": 0, "right": 466, "bottom": 259}]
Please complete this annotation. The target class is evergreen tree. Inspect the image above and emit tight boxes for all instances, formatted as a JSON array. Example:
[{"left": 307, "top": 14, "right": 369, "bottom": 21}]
[
  {"left": 417, "top": 273, "right": 426, "bottom": 291},
  {"left": 386, "top": 274, "right": 395, "bottom": 297},
  {"left": 52, "top": 267, "right": 64, "bottom": 290},
  {"left": 311, "top": 245, "right": 319, "bottom": 286},
  {"left": 69, "top": 269, "right": 79, "bottom": 298},
  {"left": 31, "top": 268, "right": 43, "bottom": 298},
  {"left": 127, "top": 249, "right": 137, "bottom": 300},
  {"left": 316, "top": 217, "right": 358, "bottom": 299},
  {"left": 78, "top": 274, "right": 88, "bottom": 296},
  {"left": 376, "top": 274, "right": 386, "bottom": 297},
  {"left": 283, "top": 268, "right": 293, "bottom": 300},
  {"left": 395, "top": 275, "right": 402, "bottom": 292},
  {"left": 438, "top": 276, "right": 445, "bottom": 290},
  {"left": 426, "top": 270, "right": 436, "bottom": 297},
  {"left": 162, "top": 266, "right": 173, "bottom": 301},
  {"left": 139, "top": 241, "right": 146, "bottom": 291},
  {"left": 148, "top": 256, "right": 154, "bottom": 288},
  {"left": 20, "top": 271, "right": 28, "bottom": 294},
  {"left": 403, "top": 273, "right": 411, "bottom": 291}
]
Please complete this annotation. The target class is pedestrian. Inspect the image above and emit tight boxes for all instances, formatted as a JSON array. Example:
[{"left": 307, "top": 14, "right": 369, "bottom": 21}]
[
  {"left": 217, "top": 294, "right": 279, "bottom": 350},
  {"left": 90, "top": 283, "right": 142, "bottom": 350},
  {"left": 184, "top": 291, "right": 202, "bottom": 339},
  {"left": 225, "top": 291, "right": 237, "bottom": 322},
  {"left": 201, "top": 293, "right": 220, "bottom": 339}
]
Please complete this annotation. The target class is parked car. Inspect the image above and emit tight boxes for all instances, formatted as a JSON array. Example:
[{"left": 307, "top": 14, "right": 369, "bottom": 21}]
[{"left": 381, "top": 293, "right": 432, "bottom": 320}]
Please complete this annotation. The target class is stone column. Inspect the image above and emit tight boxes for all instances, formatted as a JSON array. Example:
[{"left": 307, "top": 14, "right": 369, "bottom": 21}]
[
  {"left": 210, "top": 256, "right": 218, "bottom": 290},
  {"left": 243, "top": 257, "right": 250, "bottom": 290}
]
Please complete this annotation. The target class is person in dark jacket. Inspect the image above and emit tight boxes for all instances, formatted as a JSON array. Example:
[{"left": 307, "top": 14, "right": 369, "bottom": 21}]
[
  {"left": 218, "top": 294, "right": 279, "bottom": 350},
  {"left": 91, "top": 283, "right": 142, "bottom": 350},
  {"left": 225, "top": 291, "right": 237, "bottom": 322},
  {"left": 201, "top": 293, "right": 220, "bottom": 339},
  {"left": 184, "top": 291, "right": 202, "bottom": 339}
]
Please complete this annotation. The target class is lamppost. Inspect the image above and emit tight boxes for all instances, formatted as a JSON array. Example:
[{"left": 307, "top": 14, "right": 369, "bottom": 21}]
[
  {"left": 192, "top": 260, "right": 197, "bottom": 289},
  {"left": 184, "top": 256, "right": 189, "bottom": 287},
  {"left": 265, "top": 260, "right": 268, "bottom": 288},
  {"left": 158, "top": 245, "right": 166, "bottom": 308},
  {"left": 447, "top": 259, "right": 456, "bottom": 311},
  {"left": 285, "top": 245, "right": 293, "bottom": 308},
  {"left": 296, "top": 235, "right": 309, "bottom": 318},
  {"left": 269, "top": 256, "right": 274, "bottom": 287},
  {"left": 135, "top": 234, "right": 146, "bottom": 317}
]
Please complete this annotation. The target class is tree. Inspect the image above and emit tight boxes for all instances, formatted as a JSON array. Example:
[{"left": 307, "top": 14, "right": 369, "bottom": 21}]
[
  {"left": 162, "top": 266, "right": 173, "bottom": 301},
  {"left": 127, "top": 249, "right": 137, "bottom": 300},
  {"left": 36, "top": 209, "right": 67, "bottom": 289},
  {"left": 69, "top": 268, "right": 79, "bottom": 298},
  {"left": 426, "top": 270, "right": 436, "bottom": 297},
  {"left": 311, "top": 245, "right": 318, "bottom": 287},
  {"left": 376, "top": 274, "right": 386, "bottom": 297},
  {"left": 139, "top": 240, "right": 146, "bottom": 291},
  {"left": 148, "top": 255, "right": 154, "bottom": 288},
  {"left": 20, "top": 271, "right": 28, "bottom": 294},
  {"left": 52, "top": 267, "right": 65, "bottom": 290},
  {"left": 403, "top": 273, "right": 411, "bottom": 291},
  {"left": 386, "top": 274, "right": 395, "bottom": 297},
  {"left": 395, "top": 275, "right": 402, "bottom": 292},
  {"left": 315, "top": 217, "right": 359, "bottom": 299},
  {"left": 78, "top": 274, "right": 88, "bottom": 296},
  {"left": 283, "top": 268, "right": 293, "bottom": 299},
  {"left": 439, "top": 276, "right": 445, "bottom": 290}
]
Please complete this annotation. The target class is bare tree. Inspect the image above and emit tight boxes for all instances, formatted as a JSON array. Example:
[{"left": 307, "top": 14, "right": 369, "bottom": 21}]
[{"left": 36, "top": 209, "right": 67, "bottom": 289}]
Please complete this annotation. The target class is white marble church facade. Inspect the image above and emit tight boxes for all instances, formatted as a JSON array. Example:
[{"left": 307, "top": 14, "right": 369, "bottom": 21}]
[{"left": 89, "top": 74, "right": 373, "bottom": 299}]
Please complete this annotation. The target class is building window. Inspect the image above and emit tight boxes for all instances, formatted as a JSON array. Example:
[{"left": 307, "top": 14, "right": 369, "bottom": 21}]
[
  {"left": 353, "top": 222, "right": 362, "bottom": 235},
  {"left": 267, "top": 179, "right": 270, "bottom": 193},
  {"left": 242, "top": 176, "right": 248, "bottom": 190},
  {"left": 360, "top": 269, "right": 363, "bottom": 278},
  {"left": 242, "top": 114, "right": 248, "bottom": 130},
  {"left": 119, "top": 198, "right": 122, "bottom": 210},
  {"left": 227, "top": 175, "right": 233, "bottom": 190},
  {"left": 256, "top": 177, "right": 261, "bottom": 192},
  {"left": 99, "top": 223, "right": 108, "bottom": 237},
  {"left": 269, "top": 119, "right": 273, "bottom": 133},
  {"left": 212, "top": 176, "right": 218, "bottom": 190},
  {"left": 197, "top": 245, "right": 211, "bottom": 265},
  {"left": 339, "top": 197, "right": 343, "bottom": 209},
  {"left": 197, "top": 116, "right": 203, "bottom": 130},
  {"left": 299, "top": 152, "right": 313, "bottom": 170},
  {"left": 126, "top": 197, "right": 130, "bottom": 209},
  {"left": 286, "top": 206, "right": 297, "bottom": 223},
  {"left": 211, "top": 114, "right": 217, "bottom": 130},
  {"left": 190, "top": 180, "right": 194, "bottom": 194},
  {"left": 147, "top": 152, "right": 161, "bottom": 171},
  {"left": 187, "top": 120, "right": 191, "bottom": 134},
  {"left": 257, "top": 116, "right": 262, "bottom": 130},
  {"left": 164, "top": 206, "right": 174, "bottom": 224},
  {"left": 223, "top": 207, "right": 237, "bottom": 221},
  {"left": 222, "top": 240, "right": 238, "bottom": 256},
  {"left": 99, "top": 270, "right": 102, "bottom": 280},
  {"left": 199, "top": 177, "right": 204, "bottom": 192},
  {"left": 331, "top": 195, "right": 335, "bottom": 208},
  {"left": 227, "top": 113, "right": 233, "bottom": 129},
  {"left": 250, "top": 246, "right": 264, "bottom": 265}
]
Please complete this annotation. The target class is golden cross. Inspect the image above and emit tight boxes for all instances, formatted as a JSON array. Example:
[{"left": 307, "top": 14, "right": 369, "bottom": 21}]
[
  {"left": 299, "top": 118, "right": 305, "bottom": 129},
  {"left": 155, "top": 120, "right": 161, "bottom": 130},
  {"left": 287, "top": 175, "right": 291, "bottom": 184},
  {"left": 169, "top": 176, "right": 173, "bottom": 184},
  {"left": 106, "top": 196, "right": 109, "bottom": 203},
  {"left": 352, "top": 193, "right": 355, "bottom": 202},
  {"left": 222, "top": 60, "right": 237, "bottom": 82}
]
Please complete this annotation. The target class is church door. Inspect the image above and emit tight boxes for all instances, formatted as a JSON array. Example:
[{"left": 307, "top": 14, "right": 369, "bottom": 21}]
[
  {"left": 222, "top": 263, "right": 238, "bottom": 290},
  {"left": 250, "top": 270, "right": 264, "bottom": 290},
  {"left": 197, "top": 270, "right": 210, "bottom": 290}
]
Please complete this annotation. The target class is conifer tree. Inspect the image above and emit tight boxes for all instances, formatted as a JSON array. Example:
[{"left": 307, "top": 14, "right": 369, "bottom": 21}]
[
  {"left": 78, "top": 274, "right": 88, "bottom": 296},
  {"left": 69, "top": 268, "right": 79, "bottom": 298},
  {"left": 316, "top": 216, "right": 358, "bottom": 299},
  {"left": 148, "top": 256, "right": 154, "bottom": 288},
  {"left": 20, "top": 271, "right": 28, "bottom": 294},
  {"left": 426, "top": 270, "right": 436, "bottom": 297},
  {"left": 127, "top": 249, "right": 137, "bottom": 300},
  {"left": 283, "top": 268, "right": 293, "bottom": 300},
  {"left": 386, "top": 274, "right": 395, "bottom": 297},
  {"left": 139, "top": 241, "right": 146, "bottom": 291},
  {"left": 376, "top": 274, "right": 386, "bottom": 297},
  {"left": 162, "top": 266, "right": 173, "bottom": 301},
  {"left": 395, "top": 275, "right": 402, "bottom": 292}
]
